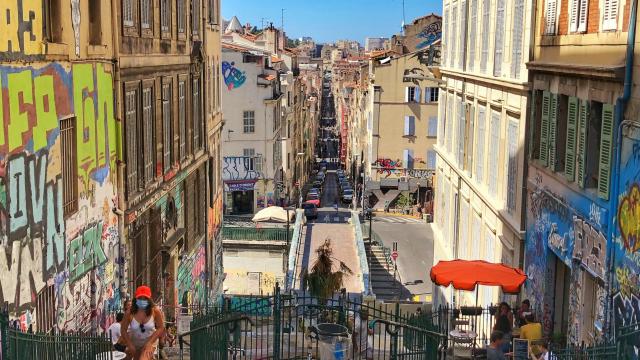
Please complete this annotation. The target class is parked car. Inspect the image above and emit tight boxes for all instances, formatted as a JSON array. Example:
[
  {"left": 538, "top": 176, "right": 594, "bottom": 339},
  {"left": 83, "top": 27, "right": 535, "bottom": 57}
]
[
  {"left": 313, "top": 179, "right": 323, "bottom": 188},
  {"left": 306, "top": 193, "right": 321, "bottom": 207},
  {"left": 302, "top": 202, "right": 318, "bottom": 220},
  {"left": 341, "top": 189, "right": 354, "bottom": 203},
  {"left": 308, "top": 188, "right": 320, "bottom": 196}
]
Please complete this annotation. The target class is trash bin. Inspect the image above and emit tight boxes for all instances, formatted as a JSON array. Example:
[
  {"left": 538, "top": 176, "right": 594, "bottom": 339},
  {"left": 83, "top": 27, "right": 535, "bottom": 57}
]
[{"left": 310, "top": 323, "right": 352, "bottom": 360}]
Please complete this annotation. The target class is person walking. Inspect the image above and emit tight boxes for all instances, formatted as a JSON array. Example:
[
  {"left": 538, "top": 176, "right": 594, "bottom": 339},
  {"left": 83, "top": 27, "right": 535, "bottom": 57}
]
[{"left": 120, "top": 285, "right": 165, "bottom": 360}]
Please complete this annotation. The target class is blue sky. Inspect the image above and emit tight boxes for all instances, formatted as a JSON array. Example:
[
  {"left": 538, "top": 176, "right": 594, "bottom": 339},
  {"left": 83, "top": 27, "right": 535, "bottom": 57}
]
[{"left": 222, "top": 0, "right": 442, "bottom": 44}]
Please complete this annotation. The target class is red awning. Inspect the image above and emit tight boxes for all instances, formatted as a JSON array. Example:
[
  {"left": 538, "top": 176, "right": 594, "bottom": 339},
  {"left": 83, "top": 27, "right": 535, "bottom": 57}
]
[{"left": 430, "top": 260, "right": 527, "bottom": 294}]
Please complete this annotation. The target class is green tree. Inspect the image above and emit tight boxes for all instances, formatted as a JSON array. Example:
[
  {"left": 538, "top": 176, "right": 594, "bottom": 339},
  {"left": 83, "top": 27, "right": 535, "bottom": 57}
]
[
  {"left": 302, "top": 239, "right": 353, "bottom": 299},
  {"left": 396, "top": 193, "right": 412, "bottom": 209}
]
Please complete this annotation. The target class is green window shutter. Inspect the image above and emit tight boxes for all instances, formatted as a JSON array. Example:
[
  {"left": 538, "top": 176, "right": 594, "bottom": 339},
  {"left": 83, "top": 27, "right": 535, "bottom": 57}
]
[
  {"left": 577, "top": 100, "right": 589, "bottom": 188},
  {"left": 539, "top": 91, "right": 551, "bottom": 166},
  {"left": 598, "top": 103, "right": 614, "bottom": 200},
  {"left": 565, "top": 97, "right": 578, "bottom": 181},
  {"left": 548, "top": 93, "right": 558, "bottom": 170}
]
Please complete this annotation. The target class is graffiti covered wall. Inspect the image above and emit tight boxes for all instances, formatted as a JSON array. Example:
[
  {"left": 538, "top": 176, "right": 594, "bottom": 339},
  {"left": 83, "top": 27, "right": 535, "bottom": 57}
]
[
  {"left": 612, "top": 126, "right": 640, "bottom": 354},
  {"left": 222, "top": 61, "right": 246, "bottom": 90},
  {"left": 0, "top": 62, "right": 120, "bottom": 332},
  {"left": 524, "top": 167, "right": 609, "bottom": 342}
]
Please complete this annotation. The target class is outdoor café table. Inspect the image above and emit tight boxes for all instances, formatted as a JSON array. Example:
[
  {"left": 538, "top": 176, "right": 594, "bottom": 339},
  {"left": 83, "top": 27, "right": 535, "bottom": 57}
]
[{"left": 449, "top": 328, "right": 478, "bottom": 340}]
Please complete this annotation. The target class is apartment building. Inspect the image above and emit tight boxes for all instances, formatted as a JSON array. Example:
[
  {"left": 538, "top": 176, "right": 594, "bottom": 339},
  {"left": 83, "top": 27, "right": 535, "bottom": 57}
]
[
  {"left": 0, "top": 0, "right": 223, "bottom": 333},
  {"left": 524, "top": 0, "right": 639, "bottom": 345},
  {"left": 435, "top": 0, "right": 532, "bottom": 307}
]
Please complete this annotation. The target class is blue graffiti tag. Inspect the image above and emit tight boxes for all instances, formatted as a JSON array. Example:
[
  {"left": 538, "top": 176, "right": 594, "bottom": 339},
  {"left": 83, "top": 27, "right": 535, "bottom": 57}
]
[
  {"left": 416, "top": 22, "right": 442, "bottom": 49},
  {"left": 222, "top": 61, "right": 246, "bottom": 90}
]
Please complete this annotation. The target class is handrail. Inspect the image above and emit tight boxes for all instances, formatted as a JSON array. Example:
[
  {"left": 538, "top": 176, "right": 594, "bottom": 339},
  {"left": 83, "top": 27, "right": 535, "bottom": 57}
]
[
  {"left": 351, "top": 211, "right": 371, "bottom": 296},
  {"left": 285, "top": 210, "right": 305, "bottom": 290},
  {"left": 369, "top": 318, "right": 447, "bottom": 339}
]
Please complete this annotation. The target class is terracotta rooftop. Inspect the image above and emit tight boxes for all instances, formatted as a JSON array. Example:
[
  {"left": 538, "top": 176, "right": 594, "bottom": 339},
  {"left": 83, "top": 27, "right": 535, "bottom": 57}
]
[{"left": 271, "top": 55, "right": 284, "bottom": 63}]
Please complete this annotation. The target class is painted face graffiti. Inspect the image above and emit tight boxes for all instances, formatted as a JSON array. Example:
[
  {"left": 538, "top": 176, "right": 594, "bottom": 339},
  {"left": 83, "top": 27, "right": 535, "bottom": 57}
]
[{"left": 222, "top": 61, "right": 246, "bottom": 90}]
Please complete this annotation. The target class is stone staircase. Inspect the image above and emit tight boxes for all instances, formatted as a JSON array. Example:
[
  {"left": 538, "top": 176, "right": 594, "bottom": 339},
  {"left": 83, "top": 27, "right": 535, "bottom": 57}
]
[{"left": 365, "top": 243, "right": 400, "bottom": 300}]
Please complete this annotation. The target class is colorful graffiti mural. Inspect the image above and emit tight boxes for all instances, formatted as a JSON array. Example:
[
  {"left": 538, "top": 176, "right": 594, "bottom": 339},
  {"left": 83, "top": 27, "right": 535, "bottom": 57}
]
[
  {"left": 222, "top": 61, "right": 246, "bottom": 90},
  {"left": 0, "top": 0, "right": 44, "bottom": 58},
  {"left": 416, "top": 21, "right": 442, "bottom": 49},
  {"left": 176, "top": 244, "right": 207, "bottom": 309},
  {"left": 222, "top": 156, "right": 263, "bottom": 181},
  {"left": 0, "top": 62, "right": 120, "bottom": 333}
]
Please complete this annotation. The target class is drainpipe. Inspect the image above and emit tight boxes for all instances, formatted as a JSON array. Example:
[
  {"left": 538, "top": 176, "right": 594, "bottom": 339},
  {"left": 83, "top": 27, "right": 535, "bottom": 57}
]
[
  {"left": 605, "top": 0, "right": 637, "bottom": 339},
  {"left": 110, "top": 0, "right": 126, "bottom": 302}
]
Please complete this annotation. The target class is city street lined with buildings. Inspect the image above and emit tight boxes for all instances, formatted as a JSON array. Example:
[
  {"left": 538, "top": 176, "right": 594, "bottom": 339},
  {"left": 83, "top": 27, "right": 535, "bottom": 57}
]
[{"left": 2, "top": 0, "right": 640, "bottom": 358}]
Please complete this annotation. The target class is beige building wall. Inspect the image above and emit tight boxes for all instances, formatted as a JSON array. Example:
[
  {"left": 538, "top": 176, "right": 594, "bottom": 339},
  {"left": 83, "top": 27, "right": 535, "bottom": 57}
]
[{"left": 434, "top": 0, "right": 532, "bottom": 306}]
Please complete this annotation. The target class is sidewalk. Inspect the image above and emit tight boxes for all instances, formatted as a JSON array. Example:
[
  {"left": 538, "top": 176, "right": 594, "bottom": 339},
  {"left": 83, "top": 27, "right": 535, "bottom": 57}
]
[{"left": 372, "top": 210, "right": 423, "bottom": 219}]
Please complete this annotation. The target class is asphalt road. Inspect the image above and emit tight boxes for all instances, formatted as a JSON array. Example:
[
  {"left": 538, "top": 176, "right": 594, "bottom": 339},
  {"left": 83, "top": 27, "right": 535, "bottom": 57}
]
[{"left": 369, "top": 218, "right": 434, "bottom": 301}]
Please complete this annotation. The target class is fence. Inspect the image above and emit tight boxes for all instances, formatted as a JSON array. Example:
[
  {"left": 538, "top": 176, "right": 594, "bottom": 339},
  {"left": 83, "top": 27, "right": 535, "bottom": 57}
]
[
  {"left": 0, "top": 311, "right": 113, "bottom": 360},
  {"left": 179, "top": 285, "right": 447, "bottom": 360},
  {"left": 222, "top": 226, "right": 294, "bottom": 241},
  {"left": 285, "top": 210, "right": 305, "bottom": 291},
  {"left": 351, "top": 211, "right": 372, "bottom": 296}
]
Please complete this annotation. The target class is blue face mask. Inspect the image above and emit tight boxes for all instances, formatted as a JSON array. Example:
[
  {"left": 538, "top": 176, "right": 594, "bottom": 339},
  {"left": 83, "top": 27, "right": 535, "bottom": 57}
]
[{"left": 136, "top": 298, "right": 149, "bottom": 310}]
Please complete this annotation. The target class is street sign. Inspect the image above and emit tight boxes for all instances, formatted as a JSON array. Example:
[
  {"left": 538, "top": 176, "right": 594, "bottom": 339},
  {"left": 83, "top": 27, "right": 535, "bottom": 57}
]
[{"left": 391, "top": 251, "right": 398, "bottom": 261}]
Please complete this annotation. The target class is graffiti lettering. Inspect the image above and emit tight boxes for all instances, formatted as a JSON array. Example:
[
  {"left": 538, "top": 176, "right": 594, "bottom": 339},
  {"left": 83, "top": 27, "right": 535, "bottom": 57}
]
[
  {"left": 407, "top": 169, "right": 433, "bottom": 179},
  {"left": 222, "top": 156, "right": 263, "bottom": 181},
  {"left": 618, "top": 183, "right": 640, "bottom": 254},
  {"left": 222, "top": 61, "right": 246, "bottom": 90},
  {"left": 0, "top": 0, "right": 43, "bottom": 57},
  {"left": 67, "top": 222, "right": 108, "bottom": 283},
  {"left": 416, "top": 21, "right": 442, "bottom": 49},
  {"left": 177, "top": 245, "right": 207, "bottom": 309},
  {"left": 0, "top": 237, "right": 46, "bottom": 311},
  {"left": 529, "top": 188, "right": 570, "bottom": 222},
  {"left": 572, "top": 217, "right": 607, "bottom": 279}
]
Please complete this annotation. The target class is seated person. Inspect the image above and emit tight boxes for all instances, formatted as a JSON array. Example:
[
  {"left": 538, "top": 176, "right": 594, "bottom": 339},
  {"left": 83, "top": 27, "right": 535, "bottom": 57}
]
[
  {"left": 520, "top": 313, "right": 543, "bottom": 357},
  {"left": 487, "top": 331, "right": 508, "bottom": 360}
]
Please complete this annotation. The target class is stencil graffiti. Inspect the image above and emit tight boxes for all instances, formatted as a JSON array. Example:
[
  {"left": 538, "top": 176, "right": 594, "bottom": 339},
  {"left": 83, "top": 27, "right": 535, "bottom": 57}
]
[
  {"left": 416, "top": 21, "right": 442, "bottom": 49},
  {"left": 222, "top": 156, "right": 263, "bottom": 181},
  {"left": 222, "top": 61, "right": 246, "bottom": 90}
]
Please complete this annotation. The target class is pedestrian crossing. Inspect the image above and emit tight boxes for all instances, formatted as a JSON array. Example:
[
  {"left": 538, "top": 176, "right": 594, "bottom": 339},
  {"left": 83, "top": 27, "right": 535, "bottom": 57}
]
[{"left": 372, "top": 216, "right": 425, "bottom": 224}]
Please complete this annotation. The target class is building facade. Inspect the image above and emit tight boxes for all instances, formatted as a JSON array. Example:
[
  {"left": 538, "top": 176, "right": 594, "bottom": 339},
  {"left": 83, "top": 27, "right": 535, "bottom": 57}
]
[
  {"left": 435, "top": 0, "right": 532, "bottom": 307},
  {"left": 524, "top": 0, "right": 638, "bottom": 346},
  {"left": 0, "top": 0, "right": 224, "bottom": 333}
]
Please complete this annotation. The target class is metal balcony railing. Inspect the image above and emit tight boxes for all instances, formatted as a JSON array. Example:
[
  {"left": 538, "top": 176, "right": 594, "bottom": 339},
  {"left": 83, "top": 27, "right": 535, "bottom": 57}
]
[{"left": 222, "top": 226, "right": 294, "bottom": 241}]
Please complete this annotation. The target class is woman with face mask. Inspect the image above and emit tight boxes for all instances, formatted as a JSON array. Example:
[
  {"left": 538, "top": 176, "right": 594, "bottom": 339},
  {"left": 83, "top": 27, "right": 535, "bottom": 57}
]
[{"left": 121, "top": 285, "right": 166, "bottom": 360}]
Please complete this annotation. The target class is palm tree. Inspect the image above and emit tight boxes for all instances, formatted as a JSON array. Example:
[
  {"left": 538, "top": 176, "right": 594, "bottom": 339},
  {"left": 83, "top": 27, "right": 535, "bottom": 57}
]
[{"left": 302, "top": 239, "right": 353, "bottom": 299}]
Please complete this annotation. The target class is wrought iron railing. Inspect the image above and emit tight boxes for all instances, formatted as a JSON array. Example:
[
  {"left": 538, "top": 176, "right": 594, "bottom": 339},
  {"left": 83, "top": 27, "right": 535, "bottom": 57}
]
[
  {"left": 178, "top": 285, "right": 447, "bottom": 359},
  {"left": 0, "top": 311, "right": 113, "bottom": 360},
  {"left": 222, "top": 226, "right": 294, "bottom": 241}
]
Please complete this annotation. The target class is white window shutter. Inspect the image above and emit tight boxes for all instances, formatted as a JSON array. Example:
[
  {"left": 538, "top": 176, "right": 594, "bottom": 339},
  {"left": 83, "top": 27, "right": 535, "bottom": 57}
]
[
  {"left": 480, "top": 0, "right": 491, "bottom": 73},
  {"left": 427, "top": 150, "right": 437, "bottom": 169},
  {"left": 410, "top": 116, "right": 416, "bottom": 135},
  {"left": 425, "top": 87, "right": 431, "bottom": 103},
  {"left": 408, "top": 149, "right": 414, "bottom": 169},
  {"left": 578, "top": 0, "right": 589, "bottom": 31},
  {"left": 569, "top": 0, "right": 579, "bottom": 32},
  {"left": 452, "top": 5, "right": 458, "bottom": 69},
  {"left": 603, "top": 0, "right": 618, "bottom": 30},
  {"left": 403, "top": 149, "right": 409, "bottom": 168},
  {"left": 493, "top": 0, "right": 505, "bottom": 77},
  {"left": 404, "top": 115, "right": 410, "bottom": 135},
  {"left": 511, "top": 0, "right": 525, "bottom": 78},
  {"left": 405, "top": 87, "right": 410, "bottom": 102},
  {"left": 459, "top": 0, "right": 467, "bottom": 69},
  {"left": 415, "top": 87, "right": 422, "bottom": 102},
  {"left": 545, "top": 0, "right": 558, "bottom": 34},
  {"left": 469, "top": 0, "right": 477, "bottom": 71}
]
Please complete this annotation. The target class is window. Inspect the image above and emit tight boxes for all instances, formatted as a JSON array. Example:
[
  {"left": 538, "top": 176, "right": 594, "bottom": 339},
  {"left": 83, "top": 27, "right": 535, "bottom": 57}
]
[
  {"left": 458, "top": 200, "right": 469, "bottom": 259},
  {"left": 475, "top": 105, "right": 486, "bottom": 184},
  {"left": 506, "top": 118, "right": 519, "bottom": 212},
  {"left": 545, "top": 0, "right": 559, "bottom": 34},
  {"left": 161, "top": 0, "right": 170, "bottom": 33},
  {"left": 446, "top": 93, "right": 454, "bottom": 153},
  {"left": 45, "top": 0, "right": 63, "bottom": 43},
  {"left": 192, "top": 0, "right": 201, "bottom": 36},
  {"left": 457, "top": 96, "right": 465, "bottom": 166},
  {"left": 141, "top": 0, "right": 151, "bottom": 29},
  {"left": 427, "top": 150, "right": 437, "bottom": 169},
  {"left": 458, "top": 0, "right": 467, "bottom": 69},
  {"left": 243, "top": 110, "right": 255, "bottom": 133},
  {"left": 142, "top": 87, "right": 155, "bottom": 184},
  {"left": 425, "top": 87, "right": 439, "bottom": 103},
  {"left": 162, "top": 82, "right": 173, "bottom": 172},
  {"left": 428, "top": 116, "right": 438, "bottom": 137},
  {"left": 488, "top": 110, "right": 501, "bottom": 198},
  {"left": 468, "top": 0, "right": 477, "bottom": 71},
  {"left": 580, "top": 272, "right": 599, "bottom": 345},
  {"left": 480, "top": 0, "right": 490, "bottom": 73},
  {"left": 445, "top": 6, "right": 451, "bottom": 67},
  {"left": 403, "top": 149, "right": 414, "bottom": 169},
  {"left": 602, "top": 0, "right": 619, "bottom": 30},
  {"left": 60, "top": 117, "right": 78, "bottom": 216},
  {"left": 244, "top": 148, "right": 256, "bottom": 171},
  {"left": 123, "top": 0, "right": 134, "bottom": 27},
  {"left": 208, "top": 0, "right": 219, "bottom": 25},
  {"left": 35, "top": 285, "right": 55, "bottom": 333},
  {"left": 512, "top": 0, "right": 525, "bottom": 78},
  {"left": 484, "top": 227, "right": 496, "bottom": 262},
  {"left": 565, "top": 97, "right": 579, "bottom": 181},
  {"left": 493, "top": 0, "right": 505, "bottom": 77},
  {"left": 570, "top": 0, "right": 589, "bottom": 32},
  {"left": 464, "top": 104, "right": 475, "bottom": 172},
  {"left": 193, "top": 77, "right": 202, "bottom": 151},
  {"left": 553, "top": 95, "right": 569, "bottom": 173},
  {"left": 579, "top": 101, "right": 600, "bottom": 190},
  {"left": 597, "top": 103, "right": 614, "bottom": 199},
  {"left": 88, "top": 0, "right": 101, "bottom": 45},
  {"left": 177, "top": 0, "right": 185, "bottom": 34},
  {"left": 404, "top": 115, "right": 416, "bottom": 136},
  {"left": 405, "top": 86, "right": 421, "bottom": 102},
  {"left": 438, "top": 94, "right": 447, "bottom": 146},
  {"left": 125, "top": 89, "right": 138, "bottom": 195},
  {"left": 178, "top": 81, "right": 187, "bottom": 161},
  {"left": 451, "top": 5, "right": 458, "bottom": 69},
  {"left": 472, "top": 213, "right": 482, "bottom": 261}
]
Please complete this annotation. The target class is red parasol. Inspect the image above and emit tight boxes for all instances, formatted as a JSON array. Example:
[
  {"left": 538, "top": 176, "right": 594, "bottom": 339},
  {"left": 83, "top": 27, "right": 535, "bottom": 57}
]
[{"left": 430, "top": 260, "right": 527, "bottom": 294}]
